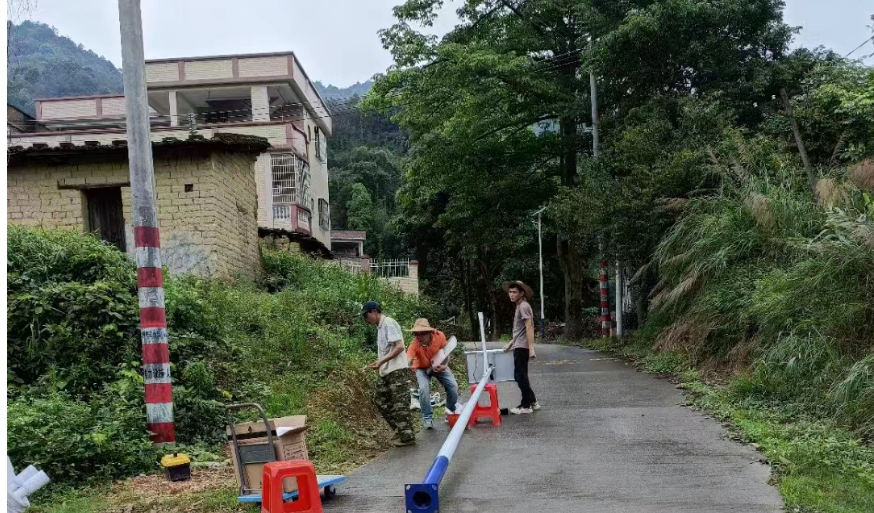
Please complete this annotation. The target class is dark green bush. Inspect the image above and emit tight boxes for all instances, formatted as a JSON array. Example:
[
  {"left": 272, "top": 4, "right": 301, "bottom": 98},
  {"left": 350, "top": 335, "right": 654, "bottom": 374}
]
[{"left": 7, "top": 387, "right": 154, "bottom": 483}]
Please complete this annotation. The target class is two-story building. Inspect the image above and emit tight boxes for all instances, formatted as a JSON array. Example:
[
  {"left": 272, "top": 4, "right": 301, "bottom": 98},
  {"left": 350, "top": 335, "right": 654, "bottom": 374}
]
[{"left": 7, "top": 51, "right": 333, "bottom": 255}]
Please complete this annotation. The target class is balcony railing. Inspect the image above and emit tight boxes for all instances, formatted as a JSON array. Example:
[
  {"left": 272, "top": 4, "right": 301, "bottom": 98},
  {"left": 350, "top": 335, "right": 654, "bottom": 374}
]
[
  {"left": 271, "top": 203, "right": 312, "bottom": 235},
  {"left": 273, "top": 205, "right": 291, "bottom": 221},
  {"left": 370, "top": 259, "right": 411, "bottom": 278}
]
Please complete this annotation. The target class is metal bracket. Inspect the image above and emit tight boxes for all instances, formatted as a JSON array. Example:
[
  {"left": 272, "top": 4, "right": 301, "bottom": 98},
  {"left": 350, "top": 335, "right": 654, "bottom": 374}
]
[{"left": 405, "top": 483, "right": 439, "bottom": 513}]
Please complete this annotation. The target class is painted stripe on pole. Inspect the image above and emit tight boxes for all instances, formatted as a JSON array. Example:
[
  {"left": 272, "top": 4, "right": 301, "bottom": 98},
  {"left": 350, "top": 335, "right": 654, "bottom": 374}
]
[
  {"left": 140, "top": 307, "right": 167, "bottom": 328},
  {"left": 142, "top": 343, "right": 170, "bottom": 364},
  {"left": 137, "top": 267, "right": 163, "bottom": 288},
  {"left": 600, "top": 260, "right": 610, "bottom": 337},
  {"left": 423, "top": 455, "right": 450, "bottom": 485},
  {"left": 146, "top": 402, "right": 174, "bottom": 423},
  {"left": 138, "top": 287, "right": 166, "bottom": 309},
  {"left": 143, "top": 363, "right": 172, "bottom": 384},
  {"left": 148, "top": 422, "right": 176, "bottom": 444},
  {"left": 145, "top": 383, "right": 173, "bottom": 403},
  {"left": 134, "top": 225, "right": 161, "bottom": 247},
  {"left": 141, "top": 327, "right": 169, "bottom": 344},
  {"left": 136, "top": 247, "right": 161, "bottom": 268}
]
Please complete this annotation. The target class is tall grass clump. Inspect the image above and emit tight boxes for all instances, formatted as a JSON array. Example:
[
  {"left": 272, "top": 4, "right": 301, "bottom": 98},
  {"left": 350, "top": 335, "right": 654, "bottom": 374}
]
[{"left": 648, "top": 166, "right": 874, "bottom": 436}]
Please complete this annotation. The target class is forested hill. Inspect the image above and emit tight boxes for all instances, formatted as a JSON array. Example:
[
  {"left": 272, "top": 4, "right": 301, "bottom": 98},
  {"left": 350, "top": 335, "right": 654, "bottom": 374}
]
[
  {"left": 7, "top": 21, "right": 124, "bottom": 116},
  {"left": 314, "top": 80, "right": 373, "bottom": 102},
  {"left": 6, "top": 20, "right": 374, "bottom": 115}
]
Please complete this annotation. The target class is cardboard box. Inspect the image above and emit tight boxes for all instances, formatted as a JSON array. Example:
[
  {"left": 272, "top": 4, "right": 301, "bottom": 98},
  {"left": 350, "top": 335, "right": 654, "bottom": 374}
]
[{"left": 227, "top": 415, "right": 309, "bottom": 494}]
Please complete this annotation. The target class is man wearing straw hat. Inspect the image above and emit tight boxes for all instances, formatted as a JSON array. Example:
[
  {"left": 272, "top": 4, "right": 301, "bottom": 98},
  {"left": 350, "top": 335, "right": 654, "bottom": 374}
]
[
  {"left": 406, "top": 318, "right": 459, "bottom": 430},
  {"left": 503, "top": 281, "right": 540, "bottom": 414}
]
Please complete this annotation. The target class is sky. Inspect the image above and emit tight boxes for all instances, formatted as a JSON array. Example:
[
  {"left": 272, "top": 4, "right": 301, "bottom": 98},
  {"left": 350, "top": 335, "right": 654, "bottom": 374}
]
[{"left": 12, "top": 0, "right": 874, "bottom": 87}]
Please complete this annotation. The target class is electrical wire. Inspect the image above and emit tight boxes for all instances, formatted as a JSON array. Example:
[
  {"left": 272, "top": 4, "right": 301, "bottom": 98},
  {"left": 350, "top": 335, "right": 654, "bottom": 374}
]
[{"left": 845, "top": 35, "right": 874, "bottom": 58}]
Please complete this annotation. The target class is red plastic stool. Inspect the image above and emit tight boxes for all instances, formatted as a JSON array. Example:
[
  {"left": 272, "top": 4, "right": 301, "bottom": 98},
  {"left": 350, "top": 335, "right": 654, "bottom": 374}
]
[
  {"left": 468, "top": 383, "right": 501, "bottom": 427},
  {"left": 446, "top": 412, "right": 466, "bottom": 429},
  {"left": 262, "top": 461, "right": 322, "bottom": 513}
]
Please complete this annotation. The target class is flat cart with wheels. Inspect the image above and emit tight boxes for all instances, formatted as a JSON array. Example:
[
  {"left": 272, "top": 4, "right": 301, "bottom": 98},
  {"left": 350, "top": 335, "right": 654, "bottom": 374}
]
[{"left": 225, "top": 403, "right": 346, "bottom": 503}]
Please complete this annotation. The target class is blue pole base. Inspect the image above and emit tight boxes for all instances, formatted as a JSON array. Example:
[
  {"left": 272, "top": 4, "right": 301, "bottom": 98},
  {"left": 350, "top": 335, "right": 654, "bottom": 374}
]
[{"left": 405, "top": 483, "right": 439, "bottom": 513}]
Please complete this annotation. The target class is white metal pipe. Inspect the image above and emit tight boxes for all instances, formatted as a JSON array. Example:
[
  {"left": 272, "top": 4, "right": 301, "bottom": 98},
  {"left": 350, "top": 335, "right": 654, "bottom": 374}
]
[
  {"left": 478, "top": 312, "right": 488, "bottom": 377},
  {"left": 615, "top": 260, "right": 623, "bottom": 339},
  {"left": 433, "top": 367, "right": 493, "bottom": 466}
]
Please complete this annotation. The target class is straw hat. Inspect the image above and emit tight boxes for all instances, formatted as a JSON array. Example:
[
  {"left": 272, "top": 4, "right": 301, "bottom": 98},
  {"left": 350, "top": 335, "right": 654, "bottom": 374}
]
[
  {"left": 503, "top": 280, "right": 534, "bottom": 299},
  {"left": 408, "top": 318, "right": 435, "bottom": 334}
]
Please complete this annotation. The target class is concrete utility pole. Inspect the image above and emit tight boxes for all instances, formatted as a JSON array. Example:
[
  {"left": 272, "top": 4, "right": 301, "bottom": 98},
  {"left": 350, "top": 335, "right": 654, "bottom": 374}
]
[
  {"left": 118, "top": 0, "right": 174, "bottom": 444},
  {"left": 599, "top": 260, "right": 610, "bottom": 337},
  {"left": 590, "top": 45, "right": 612, "bottom": 337},
  {"left": 589, "top": 71, "right": 600, "bottom": 158},
  {"left": 533, "top": 206, "right": 547, "bottom": 338},
  {"left": 591, "top": 68, "right": 611, "bottom": 337},
  {"left": 615, "top": 261, "right": 623, "bottom": 338}
]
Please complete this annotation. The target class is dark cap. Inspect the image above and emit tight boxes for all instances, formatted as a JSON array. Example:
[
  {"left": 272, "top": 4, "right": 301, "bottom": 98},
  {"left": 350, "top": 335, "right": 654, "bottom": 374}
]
[{"left": 362, "top": 301, "right": 381, "bottom": 316}]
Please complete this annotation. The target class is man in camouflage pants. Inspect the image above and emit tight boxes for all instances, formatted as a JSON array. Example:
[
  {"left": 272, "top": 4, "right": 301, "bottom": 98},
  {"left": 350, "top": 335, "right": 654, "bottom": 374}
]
[{"left": 363, "top": 301, "right": 416, "bottom": 446}]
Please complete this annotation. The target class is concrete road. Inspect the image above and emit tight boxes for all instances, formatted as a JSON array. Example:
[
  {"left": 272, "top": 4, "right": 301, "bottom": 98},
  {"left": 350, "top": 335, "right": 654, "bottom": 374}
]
[{"left": 325, "top": 343, "right": 782, "bottom": 512}]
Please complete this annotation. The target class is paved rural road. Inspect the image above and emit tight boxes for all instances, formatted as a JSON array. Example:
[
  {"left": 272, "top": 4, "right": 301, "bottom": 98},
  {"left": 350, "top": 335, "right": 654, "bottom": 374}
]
[{"left": 325, "top": 343, "right": 783, "bottom": 512}]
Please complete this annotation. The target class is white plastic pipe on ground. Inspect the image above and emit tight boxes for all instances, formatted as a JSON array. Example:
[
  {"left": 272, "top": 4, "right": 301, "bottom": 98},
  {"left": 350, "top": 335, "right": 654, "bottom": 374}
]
[{"left": 7, "top": 456, "right": 50, "bottom": 513}]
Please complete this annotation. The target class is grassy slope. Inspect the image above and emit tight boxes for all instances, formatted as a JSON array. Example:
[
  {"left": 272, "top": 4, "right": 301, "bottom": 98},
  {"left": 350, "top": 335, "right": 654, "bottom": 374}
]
[{"left": 7, "top": 228, "right": 437, "bottom": 512}]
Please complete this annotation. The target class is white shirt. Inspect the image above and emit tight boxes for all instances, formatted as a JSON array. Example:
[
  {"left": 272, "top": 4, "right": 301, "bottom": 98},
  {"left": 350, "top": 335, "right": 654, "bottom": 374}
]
[{"left": 377, "top": 315, "right": 408, "bottom": 376}]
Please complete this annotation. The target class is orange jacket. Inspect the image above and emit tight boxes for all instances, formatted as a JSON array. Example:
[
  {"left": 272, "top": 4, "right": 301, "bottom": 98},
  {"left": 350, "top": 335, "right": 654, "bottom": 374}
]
[{"left": 406, "top": 330, "right": 448, "bottom": 370}]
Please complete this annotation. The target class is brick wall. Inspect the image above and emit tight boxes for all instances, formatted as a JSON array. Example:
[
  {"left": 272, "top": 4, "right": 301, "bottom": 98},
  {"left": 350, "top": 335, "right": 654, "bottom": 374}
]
[
  {"left": 146, "top": 62, "right": 180, "bottom": 82},
  {"left": 254, "top": 153, "right": 272, "bottom": 227},
  {"left": 238, "top": 56, "right": 288, "bottom": 77},
  {"left": 207, "top": 151, "right": 262, "bottom": 277},
  {"left": 40, "top": 99, "right": 97, "bottom": 119},
  {"left": 388, "top": 277, "right": 419, "bottom": 295},
  {"left": 7, "top": 150, "right": 261, "bottom": 278},
  {"left": 251, "top": 86, "right": 270, "bottom": 122},
  {"left": 184, "top": 59, "right": 234, "bottom": 80},
  {"left": 102, "top": 97, "right": 126, "bottom": 116}
]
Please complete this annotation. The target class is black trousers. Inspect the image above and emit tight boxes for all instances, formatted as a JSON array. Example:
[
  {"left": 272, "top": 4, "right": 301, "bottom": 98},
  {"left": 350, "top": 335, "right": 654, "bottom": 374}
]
[{"left": 513, "top": 348, "right": 537, "bottom": 408}]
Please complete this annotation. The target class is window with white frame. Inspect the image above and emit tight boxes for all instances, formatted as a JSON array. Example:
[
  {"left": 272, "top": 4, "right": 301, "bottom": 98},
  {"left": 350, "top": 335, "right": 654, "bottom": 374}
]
[
  {"left": 297, "top": 158, "right": 310, "bottom": 207},
  {"left": 318, "top": 199, "right": 330, "bottom": 231},
  {"left": 271, "top": 154, "right": 296, "bottom": 220},
  {"left": 271, "top": 153, "right": 311, "bottom": 220}
]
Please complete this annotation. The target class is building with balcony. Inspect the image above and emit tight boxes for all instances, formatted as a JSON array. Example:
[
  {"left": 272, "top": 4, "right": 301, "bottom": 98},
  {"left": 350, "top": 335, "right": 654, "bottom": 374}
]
[{"left": 7, "top": 51, "right": 333, "bottom": 253}]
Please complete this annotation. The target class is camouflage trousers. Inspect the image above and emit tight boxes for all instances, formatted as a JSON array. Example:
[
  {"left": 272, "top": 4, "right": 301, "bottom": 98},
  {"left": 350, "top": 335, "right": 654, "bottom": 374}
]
[{"left": 375, "top": 369, "right": 416, "bottom": 443}]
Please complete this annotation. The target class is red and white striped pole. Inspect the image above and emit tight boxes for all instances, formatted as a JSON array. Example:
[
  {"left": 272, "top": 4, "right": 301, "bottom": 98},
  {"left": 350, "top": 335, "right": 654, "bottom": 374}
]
[
  {"left": 119, "top": 0, "right": 174, "bottom": 443},
  {"left": 599, "top": 260, "right": 610, "bottom": 337},
  {"left": 137, "top": 228, "right": 174, "bottom": 443}
]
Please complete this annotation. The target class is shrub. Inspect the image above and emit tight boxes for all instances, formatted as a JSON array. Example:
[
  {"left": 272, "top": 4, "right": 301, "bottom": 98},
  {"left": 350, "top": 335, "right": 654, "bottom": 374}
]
[{"left": 7, "top": 389, "right": 154, "bottom": 483}]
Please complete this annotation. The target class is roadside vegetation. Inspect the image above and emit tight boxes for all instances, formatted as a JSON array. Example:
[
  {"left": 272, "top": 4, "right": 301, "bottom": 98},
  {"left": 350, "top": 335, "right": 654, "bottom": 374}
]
[
  {"left": 366, "top": 3, "right": 873, "bottom": 511},
  {"left": 7, "top": 226, "right": 436, "bottom": 511}
]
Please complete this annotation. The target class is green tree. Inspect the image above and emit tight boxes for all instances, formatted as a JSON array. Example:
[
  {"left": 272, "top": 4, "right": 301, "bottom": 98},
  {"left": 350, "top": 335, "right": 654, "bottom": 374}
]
[
  {"left": 347, "top": 182, "right": 376, "bottom": 234},
  {"left": 368, "top": 0, "right": 790, "bottom": 337}
]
